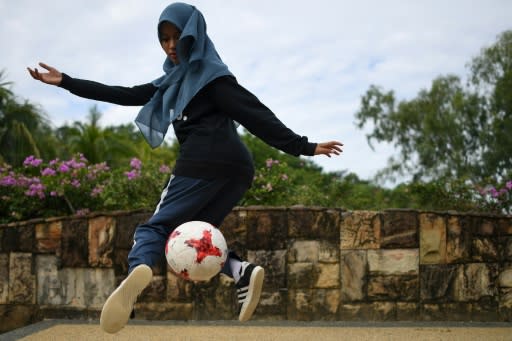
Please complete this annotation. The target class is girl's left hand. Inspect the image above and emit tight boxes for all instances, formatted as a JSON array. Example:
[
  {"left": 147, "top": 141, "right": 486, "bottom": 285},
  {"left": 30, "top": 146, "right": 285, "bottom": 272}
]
[{"left": 314, "top": 141, "right": 343, "bottom": 157}]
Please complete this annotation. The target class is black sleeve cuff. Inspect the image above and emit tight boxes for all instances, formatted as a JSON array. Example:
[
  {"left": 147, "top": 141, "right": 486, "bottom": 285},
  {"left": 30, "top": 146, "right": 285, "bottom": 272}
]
[
  {"left": 58, "top": 73, "right": 72, "bottom": 89},
  {"left": 303, "top": 142, "right": 317, "bottom": 156}
]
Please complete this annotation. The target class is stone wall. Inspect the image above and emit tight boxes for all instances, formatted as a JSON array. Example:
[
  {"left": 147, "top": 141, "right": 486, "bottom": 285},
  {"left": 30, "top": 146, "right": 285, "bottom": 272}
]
[{"left": 1, "top": 207, "right": 511, "bottom": 333}]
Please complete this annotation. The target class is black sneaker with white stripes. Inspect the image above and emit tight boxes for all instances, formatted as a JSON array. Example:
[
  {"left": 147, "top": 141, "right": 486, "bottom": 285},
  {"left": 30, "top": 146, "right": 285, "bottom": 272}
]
[{"left": 235, "top": 261, "right": 264, "bottom": 322}]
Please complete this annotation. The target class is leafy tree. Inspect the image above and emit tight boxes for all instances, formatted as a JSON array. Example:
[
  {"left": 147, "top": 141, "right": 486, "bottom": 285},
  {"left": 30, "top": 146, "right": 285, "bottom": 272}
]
[
  {"left": 241, "top": 130, "right": 352, "bottom": 206},
  {"left": 55, "top": 106, "right": 129, "bottom": 164},
  {"left": 0, "top": 70, "right": 13, "bottom": 103},
  {"left": 241, "top": 130, "right": 322, "bottom": 172},
  {"left": 469, "top": 30, "right": 512, "bottom": 180},
  {"left": 355, "top": 30, "right": 512, "bottom": 183},
  {"left": 105, "top": 123, "right": 179, "bottom": 168},
  {"left": 54, "top": 106, "right": 177, "bottom": 169},
  {"left": 0, "top": 70, "right": 56, "bottom": 166}
]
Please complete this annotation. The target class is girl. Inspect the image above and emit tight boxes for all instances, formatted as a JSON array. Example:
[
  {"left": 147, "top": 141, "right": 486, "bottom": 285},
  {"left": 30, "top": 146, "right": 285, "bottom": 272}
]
[{"left": 28, "top": 2, "right": 342, "bottom": 334}]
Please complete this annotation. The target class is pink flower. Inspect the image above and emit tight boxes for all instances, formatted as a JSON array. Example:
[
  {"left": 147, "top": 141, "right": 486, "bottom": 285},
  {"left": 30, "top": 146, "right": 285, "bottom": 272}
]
[
  {"left": 91, "top": 185, "right": 104, "bottom": 197},
  {"left": 64, "top": 158, "right": 86, "bottom": 169},
  {"left": 506, "top": 181, "right": 512, "bottom": 190},
  {"left": 50, "top": 191, "right": 58, "bottom": 197},
  {"left": 489, "top": 187, "right": 499, "bottom": 198},
  {"left": 41, "top": 167, "right": 56, "bottom": 176},
  {"left": 95, "top": 162, "right": 110, "bottom": 171},
  {"left": 25, "top": 183, "right": 45, "bottom": 199},
  {"left": 281, "top": 174, "right": 289, "bottom": 180},
  {"left": 73, "top": 161, "right": 86, "bottom": 169},
  {"left": 23, "top": 155, "right": 43, "bottom": 167},
  {"left": 58, "top": 164, "right": 70, "bottom": 173},
  {"left": 263, "top": 182, "right": 273, "bottom": 192},
  {"left": 23, "top": 155, "right": 33, "bottom": 166},
  {"left": 130, "top": 158, "right": 142, "bottom": 170},
  {"left": 71, "top": 179, "right": 81, "bottom": 188},
  {"left": 16, "top": 175, "right": 31, "bottom": 187},
  {"left": 87, "top": 162, "right": 110, "bottom": 180},
  {"left": 0, "top": 175, "right": 16, "bottom": 186},
  {"left": 159, "top": 164, "right": 171, "bottom": 173},
  {"left": 125, "top": 170, "right": 140, "bottom": 180},
  {"left": 265, "top": 158, "right": 274, "bottom": 168},
  {"left": 75, "top": 208, "right": 90, "bottom": 216}
]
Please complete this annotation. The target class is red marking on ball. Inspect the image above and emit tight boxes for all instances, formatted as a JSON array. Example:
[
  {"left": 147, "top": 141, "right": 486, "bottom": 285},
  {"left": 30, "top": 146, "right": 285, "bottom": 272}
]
[
  {"left": 170, "top": 229, "right": 181, "bottom": 239},
  {"left": 185, "top": 229, "right": 222, "bottom": 263},
  {"left": 180, "top": 269, "right": 190, "bottom": 280},
  {"left": 167, "top": 229, "right": 181, "bottom": 255}
]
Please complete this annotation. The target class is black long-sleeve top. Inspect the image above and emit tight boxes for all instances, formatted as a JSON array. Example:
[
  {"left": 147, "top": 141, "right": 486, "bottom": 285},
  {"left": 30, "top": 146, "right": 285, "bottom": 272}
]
[{"left": 59, "top": 74, "right": 317, "bottom": 186}]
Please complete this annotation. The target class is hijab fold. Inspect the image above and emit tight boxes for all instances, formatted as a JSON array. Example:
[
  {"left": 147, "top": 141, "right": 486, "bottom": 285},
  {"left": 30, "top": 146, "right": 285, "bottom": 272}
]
[{"left": 135, "top": 2, "right": 232, "bottom": 148}]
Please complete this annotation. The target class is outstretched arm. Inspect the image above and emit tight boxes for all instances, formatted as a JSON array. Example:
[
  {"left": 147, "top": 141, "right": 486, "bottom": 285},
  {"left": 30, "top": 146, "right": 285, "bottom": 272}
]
[
  {"left": 209, "top": 76, "right": 343, "bottom": 158},
  {"left": 27, "top": 62, "right": 156, "bottom": 106}
]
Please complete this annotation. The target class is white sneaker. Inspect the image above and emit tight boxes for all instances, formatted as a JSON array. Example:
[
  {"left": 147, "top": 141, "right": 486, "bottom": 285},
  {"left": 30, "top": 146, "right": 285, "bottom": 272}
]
[
  {"left": 236, "top": 262, "right": 264, "bottom": 322},
  {"left": 100, "top": 264, "right": 152, "bottom": 333}
]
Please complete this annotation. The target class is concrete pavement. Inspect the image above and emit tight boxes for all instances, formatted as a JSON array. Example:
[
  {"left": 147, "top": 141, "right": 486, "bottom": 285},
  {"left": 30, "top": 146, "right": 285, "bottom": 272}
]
[{"left": 1, "top": 320, "right": 511, "bottom": 341}]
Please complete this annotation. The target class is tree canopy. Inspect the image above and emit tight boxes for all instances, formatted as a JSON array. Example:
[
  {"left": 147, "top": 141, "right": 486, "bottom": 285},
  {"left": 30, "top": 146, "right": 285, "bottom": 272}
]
[{"left": 355, "top": 30, "right": 512, "bottom": 183}]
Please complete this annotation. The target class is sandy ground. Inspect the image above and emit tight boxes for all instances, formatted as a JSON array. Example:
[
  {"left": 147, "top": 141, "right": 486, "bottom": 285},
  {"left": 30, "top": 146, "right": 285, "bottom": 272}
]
[{"left": 2, "top": 320, "right": 511, "bottom": 341}]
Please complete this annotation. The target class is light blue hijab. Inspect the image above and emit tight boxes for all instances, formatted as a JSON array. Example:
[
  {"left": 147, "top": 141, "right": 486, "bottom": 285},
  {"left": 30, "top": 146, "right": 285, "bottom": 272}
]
[{"left": 135, "top": 2, "right": 233, "bottom": 148}]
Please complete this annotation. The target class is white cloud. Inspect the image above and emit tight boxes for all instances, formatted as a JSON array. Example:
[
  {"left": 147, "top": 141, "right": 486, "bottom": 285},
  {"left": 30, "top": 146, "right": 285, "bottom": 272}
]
[{"left": 2, "top": 0, "right": 511, "bottom": 182}]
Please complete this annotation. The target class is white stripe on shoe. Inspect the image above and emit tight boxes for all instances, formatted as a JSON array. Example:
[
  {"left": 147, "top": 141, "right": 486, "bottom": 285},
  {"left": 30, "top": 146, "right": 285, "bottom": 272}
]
[
  {"left": 100, "top": 264, "right": 152, "bottom": 334},
  {"left": 238, "top": 266, "right": 264, "bottom": 322}
]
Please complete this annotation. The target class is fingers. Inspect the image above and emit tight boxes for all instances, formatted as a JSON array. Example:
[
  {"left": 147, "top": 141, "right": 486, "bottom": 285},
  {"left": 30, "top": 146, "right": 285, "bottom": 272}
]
[
  {"left": 322, "top": 141, "right": 343, "bottom": 152},
  {"left": 315, "top": 140, "right": 344, "bottom": 157},
  {"left": 323, "top": 141, "right": 343, "bottom": 149},
  {"left": 27, "top": 67, "right": 35, "bottom": 78},
  {"left": 39, "top": 62, "right": 53, "bottom": 71},
  {"left": 27, "top": 67, "right": 41, "bottom": 80}
]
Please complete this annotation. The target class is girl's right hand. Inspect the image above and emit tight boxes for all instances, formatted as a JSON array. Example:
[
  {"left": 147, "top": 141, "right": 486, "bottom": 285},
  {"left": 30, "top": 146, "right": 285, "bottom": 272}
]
[
  {"left": 27, "top": 62, "right": 63, "bottom": 85},
  {"left": 314, "top": 141, "right": 343, "bottom": 158}
]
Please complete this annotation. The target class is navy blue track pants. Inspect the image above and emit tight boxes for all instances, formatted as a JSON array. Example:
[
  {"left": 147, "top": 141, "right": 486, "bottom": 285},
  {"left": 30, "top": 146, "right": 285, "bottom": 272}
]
[{"left": 127, "top": 174, "right": 249, "bottom": 276}]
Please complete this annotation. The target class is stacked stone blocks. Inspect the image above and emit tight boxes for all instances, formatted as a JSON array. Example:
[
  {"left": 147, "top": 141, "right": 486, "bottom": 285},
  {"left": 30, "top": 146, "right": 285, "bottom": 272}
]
[{"left": 1, "top": 207, "right": 511, "bottom": 333}]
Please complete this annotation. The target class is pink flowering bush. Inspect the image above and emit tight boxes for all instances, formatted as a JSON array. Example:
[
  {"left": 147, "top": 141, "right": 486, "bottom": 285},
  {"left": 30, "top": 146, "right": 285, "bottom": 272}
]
[
  {"left": 100, "top": 157, "right": 172, "bottom": 211},
  {"left": 0, "top": 154, "right": 110, "bottom": 221},
  {"left": 1, "top": 153, "right": 510, "bottom": 224},
  {"left": 243, "top": 158, "right": 292, "bottom": 205},
  {"left": 243, "top": 156, "right": 353, "bottom": 207},
  {"left": 0, "top": 155, "right": 173, "bottom": 223},
  {"left": 476, "top": 180, "right": 512, "bottom": 214},
  {"left": 389, "top": 178, "right": 512, "bottom": 215}
]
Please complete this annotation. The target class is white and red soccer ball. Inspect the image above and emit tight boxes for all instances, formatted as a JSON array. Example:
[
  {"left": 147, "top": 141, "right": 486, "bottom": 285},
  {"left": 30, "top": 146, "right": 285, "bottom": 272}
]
[{"left": 165, "top": 221, "right": 228, "bottom": 282}]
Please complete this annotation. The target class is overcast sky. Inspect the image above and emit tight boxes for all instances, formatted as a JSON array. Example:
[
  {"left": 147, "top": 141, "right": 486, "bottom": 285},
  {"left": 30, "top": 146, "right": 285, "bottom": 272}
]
[{"left": 2, "top": 0, "right": 511, "bottom": 183}]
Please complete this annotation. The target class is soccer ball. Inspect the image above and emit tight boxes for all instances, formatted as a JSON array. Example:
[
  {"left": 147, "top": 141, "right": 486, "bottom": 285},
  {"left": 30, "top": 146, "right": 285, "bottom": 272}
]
[{"left": 165, "top": 221, "right": 228, "bottom": 282}]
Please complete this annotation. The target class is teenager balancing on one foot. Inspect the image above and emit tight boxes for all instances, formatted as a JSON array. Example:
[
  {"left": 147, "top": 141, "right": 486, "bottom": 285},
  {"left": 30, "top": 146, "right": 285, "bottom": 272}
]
[{"left": 28, "top": 2, "right": 343, "bottom": 334}]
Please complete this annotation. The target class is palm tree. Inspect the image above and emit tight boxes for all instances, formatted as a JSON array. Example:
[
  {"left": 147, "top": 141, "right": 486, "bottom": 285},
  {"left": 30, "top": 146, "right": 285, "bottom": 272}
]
[
  {"left": 0, "top": 70, "right": 55, "bottom": 166},
  {"left": 57, "top": 106, "right": 139, "bottom": 166},
  {"left": 0, "top": 70, "right": 13, "bottom": 102}
]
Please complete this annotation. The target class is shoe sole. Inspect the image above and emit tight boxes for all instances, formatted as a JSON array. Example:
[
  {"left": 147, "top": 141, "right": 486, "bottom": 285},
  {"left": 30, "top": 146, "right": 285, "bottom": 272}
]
[
  {"left": 238, "top": 266, "right": 264, "bottom": 322},
  {"left": 100, "top": 264, "right": 152, "bottom": 334}
]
